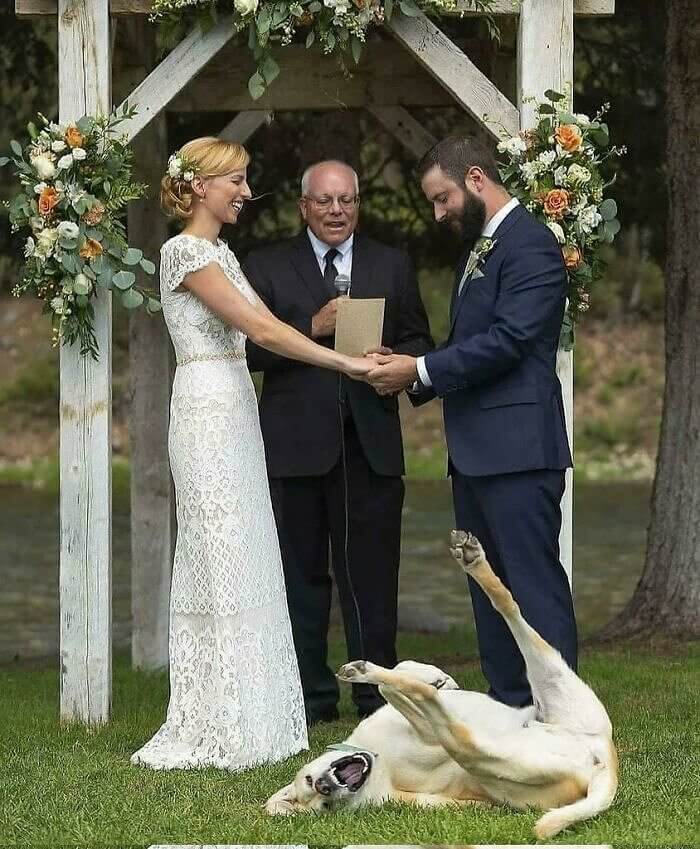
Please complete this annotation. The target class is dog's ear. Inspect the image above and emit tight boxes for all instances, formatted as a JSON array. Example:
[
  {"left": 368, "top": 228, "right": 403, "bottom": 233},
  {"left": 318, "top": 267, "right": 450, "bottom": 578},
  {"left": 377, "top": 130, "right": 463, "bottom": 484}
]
[{"left": 264, "top": 783, "right": 298, "bottom": 816}]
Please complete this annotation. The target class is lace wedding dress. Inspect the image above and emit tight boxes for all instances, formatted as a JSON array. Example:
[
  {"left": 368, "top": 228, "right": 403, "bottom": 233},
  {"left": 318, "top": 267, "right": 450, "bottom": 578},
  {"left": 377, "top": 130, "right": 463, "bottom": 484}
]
[{"left": 131, "top": 234, "right": 308, "bottom": 771}]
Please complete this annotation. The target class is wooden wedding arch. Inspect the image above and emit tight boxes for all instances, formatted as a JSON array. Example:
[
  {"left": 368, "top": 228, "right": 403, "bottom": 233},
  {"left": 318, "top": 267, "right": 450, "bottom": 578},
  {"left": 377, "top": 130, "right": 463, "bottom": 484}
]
[{"left": 16, "top": 0, "right": 614, "bottom": 724}]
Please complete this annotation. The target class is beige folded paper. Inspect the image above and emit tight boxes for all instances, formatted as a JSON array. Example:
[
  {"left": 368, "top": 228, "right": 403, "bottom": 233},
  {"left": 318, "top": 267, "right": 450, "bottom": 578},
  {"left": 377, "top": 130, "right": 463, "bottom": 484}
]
[{"left": 334, "top": 297, "right": 385, "bottom": 358}]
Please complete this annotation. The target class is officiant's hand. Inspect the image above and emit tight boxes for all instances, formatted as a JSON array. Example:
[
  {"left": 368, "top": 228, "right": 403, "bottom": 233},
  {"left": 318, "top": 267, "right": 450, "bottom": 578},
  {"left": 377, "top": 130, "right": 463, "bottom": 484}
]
[
  {"left": 367, "top": 354, "right": 418, "bottom": 395},
  {"left": 311, "top": 297, "right": 348, "bottom": 339}
]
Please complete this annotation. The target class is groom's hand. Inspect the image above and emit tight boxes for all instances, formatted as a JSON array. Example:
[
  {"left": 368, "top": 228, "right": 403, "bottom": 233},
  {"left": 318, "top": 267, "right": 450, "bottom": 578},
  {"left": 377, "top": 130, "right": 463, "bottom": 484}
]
[{"left": 367, "top": 354, "right": 418, "bottom": 395}]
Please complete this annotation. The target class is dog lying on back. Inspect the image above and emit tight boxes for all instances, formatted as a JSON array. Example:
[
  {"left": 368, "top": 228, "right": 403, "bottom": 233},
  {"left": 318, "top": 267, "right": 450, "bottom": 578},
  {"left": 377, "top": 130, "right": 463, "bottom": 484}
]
[{"left": 265, "top": 531, "right": 618, "bottom": 839}]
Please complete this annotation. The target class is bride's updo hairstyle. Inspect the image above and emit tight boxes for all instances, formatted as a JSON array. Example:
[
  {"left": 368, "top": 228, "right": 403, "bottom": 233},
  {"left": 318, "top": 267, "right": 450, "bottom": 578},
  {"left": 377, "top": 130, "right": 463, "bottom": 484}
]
[{"left": 160, "top": 136, "right": 250, "bottom": 221}]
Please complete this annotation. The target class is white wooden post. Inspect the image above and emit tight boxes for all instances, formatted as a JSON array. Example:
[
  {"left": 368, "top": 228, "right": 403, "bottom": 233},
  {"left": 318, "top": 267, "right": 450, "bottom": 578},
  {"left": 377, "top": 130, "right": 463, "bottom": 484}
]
[
  {"left": 517, "top": 0, "right": 574, "bottom": 583},
  {"left": 220, "top": 110, "right": 272, "bottom": 143},
  {"left": 59, "top": 0, "right": 112, "bottom": 723},
  {"left": 367, "top": 106, "right": 436, "bottom": 158}
]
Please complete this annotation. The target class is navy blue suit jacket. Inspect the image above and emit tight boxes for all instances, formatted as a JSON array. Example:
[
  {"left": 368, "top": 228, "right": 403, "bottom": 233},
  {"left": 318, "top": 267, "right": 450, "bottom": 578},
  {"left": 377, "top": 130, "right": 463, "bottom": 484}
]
[{"left": 420, "top": 204, "right": 573, "bottom": 477}]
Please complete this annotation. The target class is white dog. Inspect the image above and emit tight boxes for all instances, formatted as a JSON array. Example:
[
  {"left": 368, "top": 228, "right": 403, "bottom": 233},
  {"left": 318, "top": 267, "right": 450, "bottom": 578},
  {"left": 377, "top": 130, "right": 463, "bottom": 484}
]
[{"left": 265, "top": 531, "right": 618, "bottom": 839}]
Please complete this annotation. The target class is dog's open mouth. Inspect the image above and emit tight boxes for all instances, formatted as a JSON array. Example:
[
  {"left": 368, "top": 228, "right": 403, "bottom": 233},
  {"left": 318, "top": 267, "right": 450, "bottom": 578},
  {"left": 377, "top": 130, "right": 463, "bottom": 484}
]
[{"left": 330, "top": 753, "right": 372, "bottom": 792}]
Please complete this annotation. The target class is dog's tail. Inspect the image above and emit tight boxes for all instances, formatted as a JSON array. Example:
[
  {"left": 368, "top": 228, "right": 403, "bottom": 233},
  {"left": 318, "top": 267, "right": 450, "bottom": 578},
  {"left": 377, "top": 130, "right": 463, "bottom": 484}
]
[{"left": 534, "top": 743, "right": 619, "bottom": 839}]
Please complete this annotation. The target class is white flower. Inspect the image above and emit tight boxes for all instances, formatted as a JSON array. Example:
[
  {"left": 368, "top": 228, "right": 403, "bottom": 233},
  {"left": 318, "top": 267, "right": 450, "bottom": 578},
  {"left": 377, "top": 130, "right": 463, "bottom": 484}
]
[
  {"left": 497, "top": 135, "right": 528, "bottom": 157},
  {"left": 57, "top": 221, "right": 80, "bottom": 240},
  {"left": 519, "top": 161, "right": 542, "bottom": 185},
  {"left": 168, "top": 156, "right": 182, "bottom": 178},
  {"left": 554, "top": 165, "right": 568, "bottom": 186},
  {"left": 72, "top": 147, "right": 87, "bottom": 161},
  {"left": 34, "top": 182, "right": 48, "bottom": 195},
  {"left": 324, "top": 0, "right": 350, "bottom": 10},
  {"left": 73, "top": 273, "right": 92, "bottom": 295},
  {"left": 51, "top": 140, "right": 67, "bottom": 153},
  {"left": 538, "top": 150, "right": 557, "bottom": 167},
  {"left": 50, "top": 296, "right": 66, "bottom": 314},
  {"left": 31, "top": 153, "right": 56, "bottom": 180},
  {"left": 34, "top": 228, "right": 59, "bottom": 259},
  {"left": 24, "top": 237, "right": 36, "bottom": 258},
  {"left": 183, "top": 170, "right": 194, "bottom": 182},
  {"left": 30, "top": 216, "right": 45, "bottom": 234},
  {"left": 57, "top": 154, "right": 74, "bottom": 171},
  {"left": 234, "top": 0, "right": 259, "bottom": 12},
  {"left": 547, "top": 221, "right": 566, "bottom": 244},
  {"left": 577, "top": 204, "right": 602, "bottom": 234},
  {"left": 566, "top": 164, "right": 592, "bottom": 188},
  {"left": 575, "top": 113, "right": 591, "bottom": 127}
]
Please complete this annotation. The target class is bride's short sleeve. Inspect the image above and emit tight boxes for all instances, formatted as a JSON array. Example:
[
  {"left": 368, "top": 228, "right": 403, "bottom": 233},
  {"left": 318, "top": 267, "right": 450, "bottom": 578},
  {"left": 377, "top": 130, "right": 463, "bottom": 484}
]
[{"left": 161, "top": 235, "right": 218, "bottom": 292}]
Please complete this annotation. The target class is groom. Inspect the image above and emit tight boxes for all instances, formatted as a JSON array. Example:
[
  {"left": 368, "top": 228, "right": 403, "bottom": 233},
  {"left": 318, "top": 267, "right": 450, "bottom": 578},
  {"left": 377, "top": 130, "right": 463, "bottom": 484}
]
[{"left": 367, "top": 136, "right": 577, "bottom": 707}]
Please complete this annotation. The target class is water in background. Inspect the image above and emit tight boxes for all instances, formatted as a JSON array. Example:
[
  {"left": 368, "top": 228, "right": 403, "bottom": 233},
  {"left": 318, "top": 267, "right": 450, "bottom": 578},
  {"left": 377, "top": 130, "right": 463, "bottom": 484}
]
[{"left": 0, "top": 480, "right": 650, "bottom": 663}]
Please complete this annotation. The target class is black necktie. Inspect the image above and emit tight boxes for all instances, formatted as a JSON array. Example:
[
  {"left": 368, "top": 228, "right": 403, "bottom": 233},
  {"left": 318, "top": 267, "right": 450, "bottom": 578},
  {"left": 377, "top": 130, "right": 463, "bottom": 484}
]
[{"left": 323, "top": 248, "right": 339, "bottom": 297}]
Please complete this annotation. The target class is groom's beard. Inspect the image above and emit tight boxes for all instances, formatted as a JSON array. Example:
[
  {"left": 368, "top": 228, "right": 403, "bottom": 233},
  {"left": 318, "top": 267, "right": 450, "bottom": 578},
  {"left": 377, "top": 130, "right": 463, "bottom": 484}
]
[{"left": 444, "top": 189, "right": 487, "bottom": 248}]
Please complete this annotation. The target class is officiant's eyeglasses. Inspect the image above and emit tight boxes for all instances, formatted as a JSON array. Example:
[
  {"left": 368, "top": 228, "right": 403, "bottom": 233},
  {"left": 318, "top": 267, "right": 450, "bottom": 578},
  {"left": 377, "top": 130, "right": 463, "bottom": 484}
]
[{"left": 303, "top": 194, "right": 360, "bottom": 211}]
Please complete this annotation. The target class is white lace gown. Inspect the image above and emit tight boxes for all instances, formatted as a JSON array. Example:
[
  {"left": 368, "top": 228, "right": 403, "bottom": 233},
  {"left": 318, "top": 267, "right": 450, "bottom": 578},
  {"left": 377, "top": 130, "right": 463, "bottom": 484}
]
[{"left": 131, "top": 233, "right": 308, "bottom": 771}]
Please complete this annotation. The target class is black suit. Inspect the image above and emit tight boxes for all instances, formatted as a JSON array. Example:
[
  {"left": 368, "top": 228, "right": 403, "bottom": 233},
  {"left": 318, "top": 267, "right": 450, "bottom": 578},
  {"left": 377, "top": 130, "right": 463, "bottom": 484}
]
[{"left": 244, "top": 231, "right": 433, "bottom": 720}]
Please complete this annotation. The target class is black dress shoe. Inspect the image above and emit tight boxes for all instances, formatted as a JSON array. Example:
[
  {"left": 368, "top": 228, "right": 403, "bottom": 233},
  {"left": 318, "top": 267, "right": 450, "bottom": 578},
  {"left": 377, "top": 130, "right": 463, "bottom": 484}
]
[{"left": 306, "top": 707, "right": 339, "bottom": 726}]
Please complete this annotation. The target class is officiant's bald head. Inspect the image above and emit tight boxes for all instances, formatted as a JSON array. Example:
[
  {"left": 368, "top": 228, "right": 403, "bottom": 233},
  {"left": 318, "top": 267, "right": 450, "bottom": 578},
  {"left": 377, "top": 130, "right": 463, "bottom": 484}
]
[{"left": 299, "top": 160, "right": 361, "bottom": 247}]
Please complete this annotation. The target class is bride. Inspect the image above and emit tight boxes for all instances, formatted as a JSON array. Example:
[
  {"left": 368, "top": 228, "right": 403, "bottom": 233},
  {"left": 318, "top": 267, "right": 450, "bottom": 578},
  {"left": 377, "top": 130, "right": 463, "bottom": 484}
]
[{"left": 131, "top": 137, "right": 371, "bottom": 771}]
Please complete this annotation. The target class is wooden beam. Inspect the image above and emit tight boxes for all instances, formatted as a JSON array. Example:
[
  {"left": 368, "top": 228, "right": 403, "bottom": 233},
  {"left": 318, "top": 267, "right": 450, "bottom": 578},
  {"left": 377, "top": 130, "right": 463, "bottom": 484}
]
[
  {"left": 114, "top": 42, "right": 466, "bottom": 111},
  {"left": 220, "top": 111, "right": 272, "bottom": 144},
  {"left": 16, "top": 0, "right": 615, "bottom": 16},
  {"left": 518, "top": 0, "right": 575, "bottom": 583},
  {"left": 386, "top": 10, "right": 519, "bottom": 139},
  {"left": 367, "top": 106, "right": 436, "bottom": 159},
  {"left": 59, "top": 0, "right": 112, "bottom": 725},
  {"left": 115, "top": 16, "right": 237, "bottom": 141}
]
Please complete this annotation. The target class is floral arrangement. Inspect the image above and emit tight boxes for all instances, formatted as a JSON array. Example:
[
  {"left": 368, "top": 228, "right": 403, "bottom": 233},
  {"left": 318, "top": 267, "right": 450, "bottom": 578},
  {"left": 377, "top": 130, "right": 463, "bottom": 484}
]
[
  {"left": 496, "top": 90, "right": 625, "bottom": 350},
  {"left": 0, "top": 106, "right": 160, "bottom": 359},
  {"left": 152, "top": 0, "right": 496, "bottom": 100}
]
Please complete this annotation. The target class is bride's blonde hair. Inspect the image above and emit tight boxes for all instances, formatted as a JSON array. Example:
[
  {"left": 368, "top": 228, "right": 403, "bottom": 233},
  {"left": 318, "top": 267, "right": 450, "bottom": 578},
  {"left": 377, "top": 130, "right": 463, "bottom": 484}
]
[{"left": 160, "top": 136, "right": 250, "bottom": 221}]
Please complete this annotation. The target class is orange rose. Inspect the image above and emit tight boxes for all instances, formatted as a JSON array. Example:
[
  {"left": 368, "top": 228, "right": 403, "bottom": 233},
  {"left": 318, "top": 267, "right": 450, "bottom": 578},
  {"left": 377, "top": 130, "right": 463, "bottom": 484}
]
[
  {"left": 82, "top": 200, "right": 105, "bottom": 225},
  {"left": 79, "top": 238, "right": 103, "bottom": 259},
  {"left": 38, "top": 186, "right": 60, "bottom": 217},
  {"left": 562, "top": 245, "right": 583, "bottom": 269},
  {"left": 555, "top": 124, "right": 583, "bottom": 153},
  {"left": 543, "top": 189, "right": 570, "bottom": 219},
  {"left": 64, "top": 125, "right": 85, "bottom": 148}
]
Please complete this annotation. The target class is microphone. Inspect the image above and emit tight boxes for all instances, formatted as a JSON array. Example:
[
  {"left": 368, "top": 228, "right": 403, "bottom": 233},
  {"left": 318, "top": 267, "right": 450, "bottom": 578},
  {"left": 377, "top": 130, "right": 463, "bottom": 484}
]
[{"left": 334, "top": 273, "right": 351, "bottom": 297}]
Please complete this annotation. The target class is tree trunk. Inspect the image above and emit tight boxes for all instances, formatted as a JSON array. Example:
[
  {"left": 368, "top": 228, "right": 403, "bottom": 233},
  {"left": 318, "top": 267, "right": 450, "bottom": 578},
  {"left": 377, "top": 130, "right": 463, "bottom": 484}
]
[{"left": 601, "top": 0, "right": 700, "bottom": 639}]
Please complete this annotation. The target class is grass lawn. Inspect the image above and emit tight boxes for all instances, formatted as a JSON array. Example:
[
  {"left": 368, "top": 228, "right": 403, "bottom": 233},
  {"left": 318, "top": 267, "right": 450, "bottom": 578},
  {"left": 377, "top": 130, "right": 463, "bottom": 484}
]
[{"left": 1, "top": 629, "right": 698, "bottom": 846}]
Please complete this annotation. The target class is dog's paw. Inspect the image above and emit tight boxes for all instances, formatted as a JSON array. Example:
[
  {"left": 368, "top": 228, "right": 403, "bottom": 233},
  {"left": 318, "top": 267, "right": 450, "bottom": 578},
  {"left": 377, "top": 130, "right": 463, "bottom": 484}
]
[
  {"left": 264, "top": 798, "right": 296, "bottom": 817},
  {"left": 337, "top": 660, "right": 376, "bottom": 683},
  {"left": 449, "top": 530, "right": 486, "bottom": 574}
]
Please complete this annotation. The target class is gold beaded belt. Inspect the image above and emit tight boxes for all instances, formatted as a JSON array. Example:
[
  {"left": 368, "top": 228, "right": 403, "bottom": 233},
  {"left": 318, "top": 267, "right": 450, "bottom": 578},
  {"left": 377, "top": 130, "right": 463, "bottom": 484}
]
[{"left": 176, "top": 350, "right": 247, "bottom": 366}]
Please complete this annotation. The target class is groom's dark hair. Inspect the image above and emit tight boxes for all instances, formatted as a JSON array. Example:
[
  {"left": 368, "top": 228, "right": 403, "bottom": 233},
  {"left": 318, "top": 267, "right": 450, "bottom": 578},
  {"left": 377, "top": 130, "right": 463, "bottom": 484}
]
[{"left": 417, "top": 136, "right": 503, "bottom": 187}]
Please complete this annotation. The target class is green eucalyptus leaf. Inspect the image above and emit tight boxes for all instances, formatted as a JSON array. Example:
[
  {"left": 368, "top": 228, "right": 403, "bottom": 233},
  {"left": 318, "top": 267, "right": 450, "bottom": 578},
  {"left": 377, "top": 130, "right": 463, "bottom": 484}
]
[
  {"left": 351, "top": 36, "right": 362, "bottom": 65},
  {"left": 384, "top": 0, "right": 394, "bottom": 19},
  {"left": 75, "top": 294, "right": 90, "bottom": 307},
  {"left": 10, "top": 140, "right": 23, "bottom": 157},
  {"left": 27, "top": 122, "right": 38, "bottom": 139},
  {"left": 146, "top": 297, "right": 163, "bottom": 314},
  {"left": 248, "top": 71, "right": 267, "bottom": 100},
  {"left": 558, "top": 112, "right": 576, "bottom": 125},
  {"left": 121, "top": 288, "right": 144, "bottom": 309},
  {"left": 0, "top": 156, "right": 10, "bottom": 167},
  {"left": 599, "top": 198, "right": 617, "bottom": 221},
  {"left": 305, "top": 30, "right": 315, "bottom": 48},
  {"left": 261, "top": 54, "right": 280, "bottom": 85},
  {"left": 113, "top": 270, "right": 136, "bottom": 290},
  {"left": 123, "top": 247, "right": 143, "bottom": 265},
  {"left": 604, "top": 218, "right": 621, "bottom": 240},
  {"left": 545, "top": 89, "right": 565, "bottom": 102},
  {"left": 140, "top": 258, "right": 156, "bottom": 275},
  {"left": 538, "top": 104, "right": 556, "bottom": 115}
]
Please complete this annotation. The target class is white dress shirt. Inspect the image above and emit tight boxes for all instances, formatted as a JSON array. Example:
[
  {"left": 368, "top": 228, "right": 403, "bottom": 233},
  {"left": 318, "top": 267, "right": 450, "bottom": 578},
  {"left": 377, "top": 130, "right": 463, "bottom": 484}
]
[
  {"left": 416, "top": 198, "right": 520, "bottom": 389},
  {"left": 307, "top": 227, "right": 354, "bottom": 285}
]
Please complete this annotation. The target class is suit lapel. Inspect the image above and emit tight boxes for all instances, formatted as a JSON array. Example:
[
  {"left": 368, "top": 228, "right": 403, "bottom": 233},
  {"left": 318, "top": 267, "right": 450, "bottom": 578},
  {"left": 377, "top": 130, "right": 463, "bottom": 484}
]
[
  {"left": 347, "top": 233, "right": 373, "bottom": 298},
  {"left": 291, "top": 231, "right": 330, "bottom": 310},
  {"left": 448, "top": 205, "right": 527, "bottom": 336}
]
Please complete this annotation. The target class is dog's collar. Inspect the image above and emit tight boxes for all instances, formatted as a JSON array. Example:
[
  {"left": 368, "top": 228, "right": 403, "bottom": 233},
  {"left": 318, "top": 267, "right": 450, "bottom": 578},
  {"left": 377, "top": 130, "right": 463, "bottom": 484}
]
[{"left": 326, "top": 742, "right": 379, "bottom": 758}]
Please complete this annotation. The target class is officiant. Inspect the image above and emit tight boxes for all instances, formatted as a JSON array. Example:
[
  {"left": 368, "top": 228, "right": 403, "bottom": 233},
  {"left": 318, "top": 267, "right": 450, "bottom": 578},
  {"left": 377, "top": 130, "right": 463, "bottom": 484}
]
[{"left": 244, "top": 160, "right": 433, "bottom": 724}]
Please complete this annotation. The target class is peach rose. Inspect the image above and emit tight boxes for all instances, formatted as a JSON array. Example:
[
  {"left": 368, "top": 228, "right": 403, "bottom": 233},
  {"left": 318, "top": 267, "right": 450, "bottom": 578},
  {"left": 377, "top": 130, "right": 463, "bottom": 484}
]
[
  {"left": 82, "top": 200, "right": 106, "bottom": 226},
  {"left": 79, "top": 238, "right": 103, "bottom": 259},
  {"left": 543, "top": 188, "right": 570, "bottom": 219},
  {"left": 555, "top": 124, "right": 583, "bottom": 153},
  {"left": 562, "top": 244, "right": 583, "bottom": 269},
  {"left": 38, "top": 186, "right": 61, "bottom": 217},
  {"left": 64, "top": 125, "right": 85, "bottom": 149}
]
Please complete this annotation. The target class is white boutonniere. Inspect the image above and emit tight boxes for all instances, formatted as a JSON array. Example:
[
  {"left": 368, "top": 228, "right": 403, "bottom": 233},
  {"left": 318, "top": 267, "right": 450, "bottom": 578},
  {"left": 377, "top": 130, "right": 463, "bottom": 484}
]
[{"left": 464, "top": 236, "right": 497, "bottom": 279}]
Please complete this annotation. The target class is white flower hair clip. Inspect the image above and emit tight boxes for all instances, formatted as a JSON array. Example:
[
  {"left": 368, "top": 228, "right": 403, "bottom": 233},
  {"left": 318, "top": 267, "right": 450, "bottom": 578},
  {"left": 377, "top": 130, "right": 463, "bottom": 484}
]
[{"left": 167, "top": 151, "right": 199, "bottom": 183}]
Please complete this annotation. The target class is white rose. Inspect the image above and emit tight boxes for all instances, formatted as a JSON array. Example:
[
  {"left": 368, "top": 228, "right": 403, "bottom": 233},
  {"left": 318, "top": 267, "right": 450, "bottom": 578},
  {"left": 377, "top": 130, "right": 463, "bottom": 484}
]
[
  {"left": 519, "top": 161, "right": 541, "bottom": 186},
  {"left": 538, "top": 150, "right": 556, "bottom": 167},
  {"left": 34, "top": 182, "right": 48, "bottom": 195},
  {"left": 57, "top": 154, "right": 74, "bottom": 171},
  {"left": 566, "top": 164, "right": 592, "bottom": 188},
  {"left": 497, "top": 136, "right": 528, "bottom": 157},
  {"left": 57, "top": 221, "right": 80, "bottom": 240},
  {"left": 183, "top": 170, "right": 194, "bottom": 182},
  {"left": 52, "top": 140, "right": 67, "bottom": 153},
  {"left": 234, "top": 0, "right": 258, "bottom": 12},
  {"left": 168, "top": 156, "right": 182, "bottom": 178},
  {"left": 31, "top": 153, "right": 56, "bottom": 180},
  {"left": 577, "top": 204, "right": 602, "bottom": 234},
  {"left": 73, "top": 273, "right": 92, "bottom": 296},
  {"left": 547, "top": 221, "right": 566, "bottom": 244},
  {"left": 554, "top": 165, "right": 568, "bottom": 186},
  {"left": 72, "top": 147, "right": 87, "bottom": 161}
]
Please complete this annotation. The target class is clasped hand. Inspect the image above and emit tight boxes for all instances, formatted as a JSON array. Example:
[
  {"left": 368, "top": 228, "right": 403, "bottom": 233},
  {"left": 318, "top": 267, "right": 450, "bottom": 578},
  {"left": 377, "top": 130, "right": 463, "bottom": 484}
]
[{"left": 361, "top": 347, "right": 419, "bottom": 396}]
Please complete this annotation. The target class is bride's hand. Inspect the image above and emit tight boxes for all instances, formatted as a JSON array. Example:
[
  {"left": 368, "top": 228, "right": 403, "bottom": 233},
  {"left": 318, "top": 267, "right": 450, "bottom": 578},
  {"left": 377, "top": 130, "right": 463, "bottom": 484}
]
[{"left": 342, "top": 355, "right": 373, "bottom": 380}]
